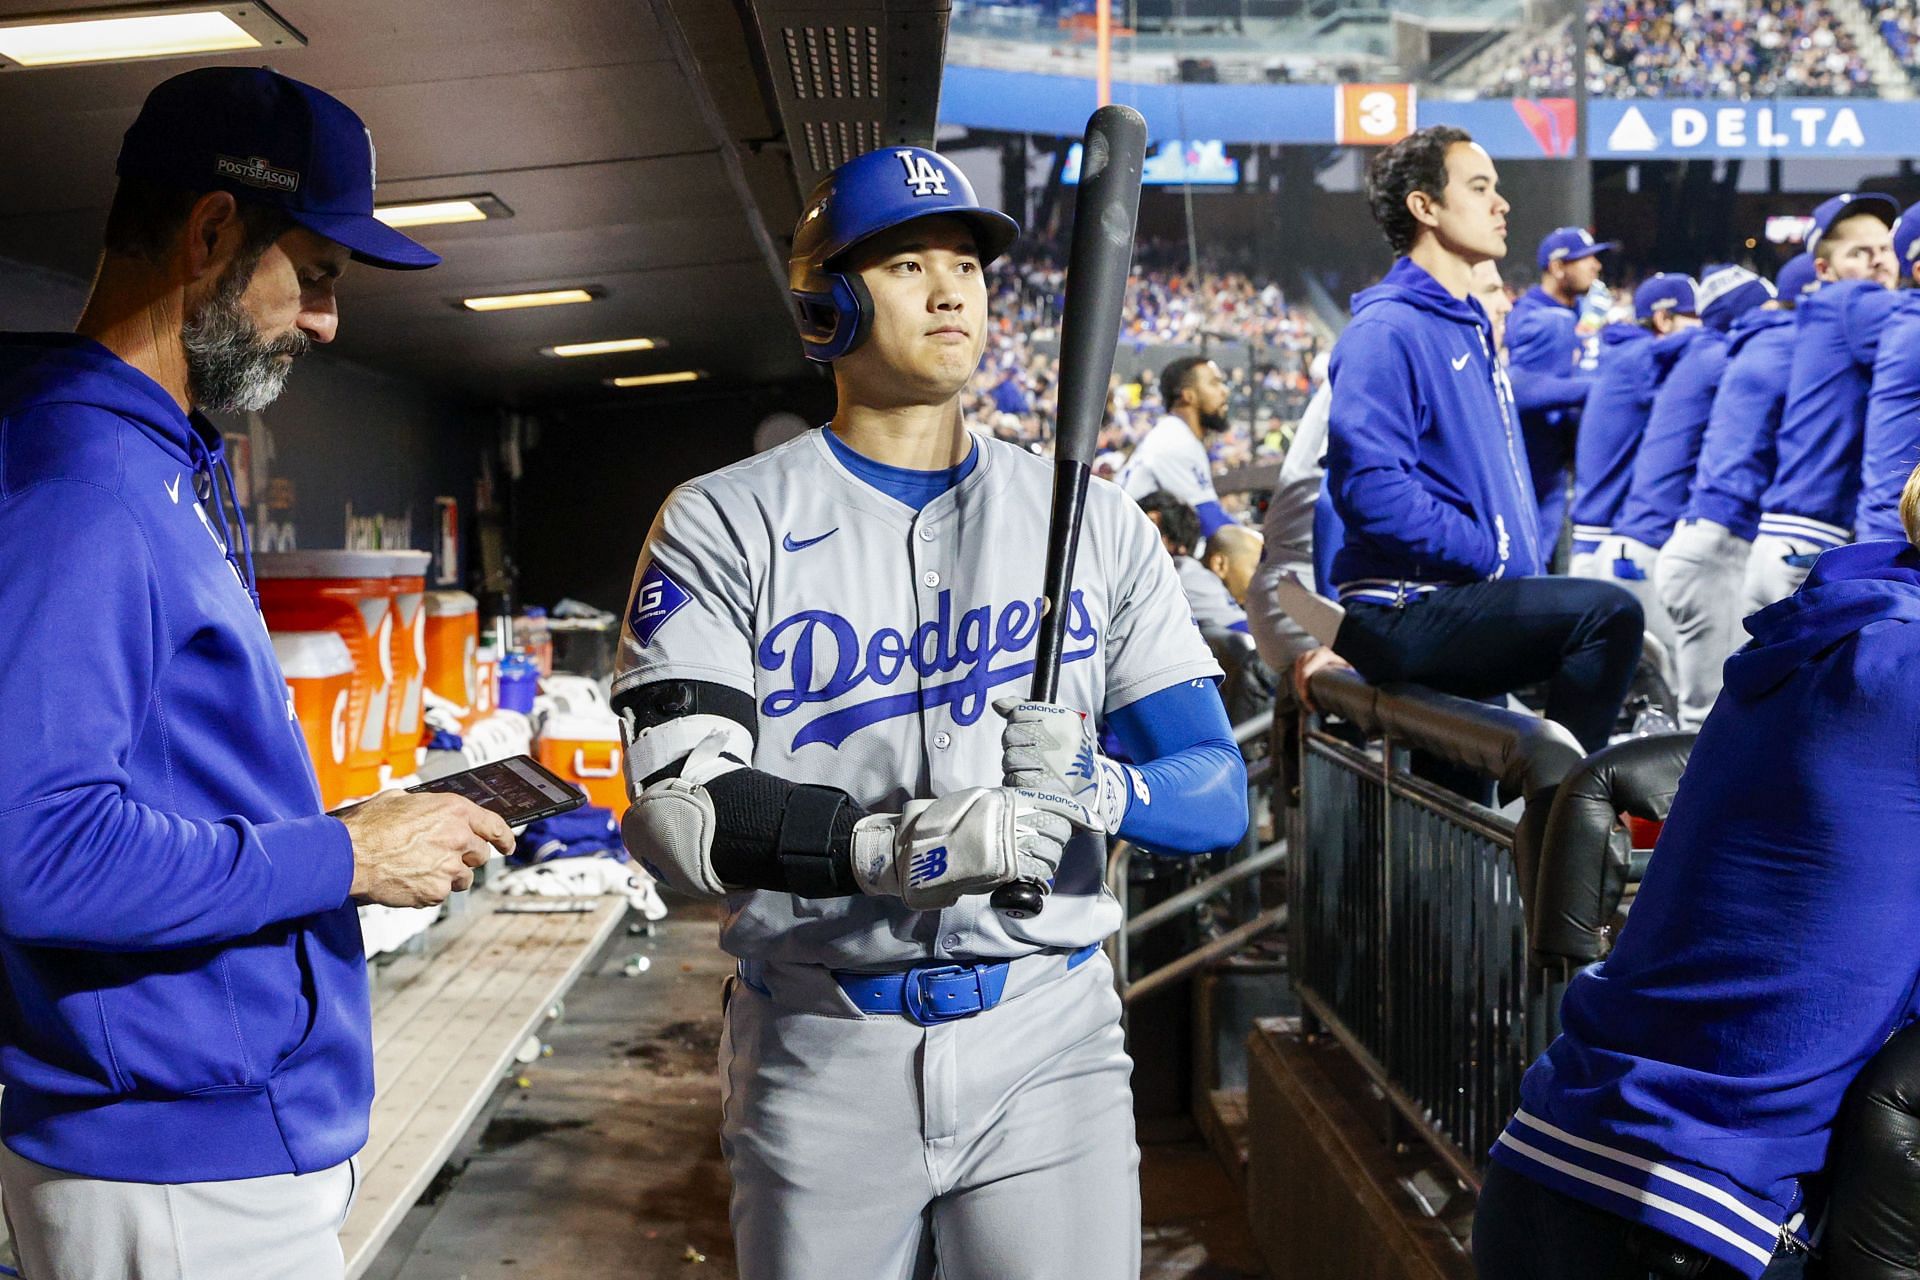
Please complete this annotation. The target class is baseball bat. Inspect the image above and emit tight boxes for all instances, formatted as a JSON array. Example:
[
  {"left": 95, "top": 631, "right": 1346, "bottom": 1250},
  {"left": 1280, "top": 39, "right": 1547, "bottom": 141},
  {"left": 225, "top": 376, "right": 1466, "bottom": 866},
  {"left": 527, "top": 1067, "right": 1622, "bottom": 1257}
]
[{"left": 993, "top": 104, "right": 1149, "bottom": 920}]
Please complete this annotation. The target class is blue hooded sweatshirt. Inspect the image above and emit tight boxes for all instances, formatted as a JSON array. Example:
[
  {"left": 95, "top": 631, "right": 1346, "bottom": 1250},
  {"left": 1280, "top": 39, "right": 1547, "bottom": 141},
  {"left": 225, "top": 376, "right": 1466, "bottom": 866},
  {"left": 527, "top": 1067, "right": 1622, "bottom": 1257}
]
[
  {"left": 1326, "top": 258, "right": 1540, "bottom": 604},
  {"left": 0, "top": 335, "right": 367, "bottom": 1183},
  {"left": 1684, "top": 308, "right": 1798, "bottom": 541},
  {"left": 1759, "top": 280, "right": 1896, "bottom": 547},
  {"left": 1855, "top": 291, "right": 1920, "bottom": 542},
  {"left": 1569, "top": 324, "right": 1698, "bottom": 546},
  {"left": 1507, "top": 285, "right": 1590, "bottom": 548},
  {"left": 1613, "top": 327, "right": 1734, "bottom": 549},
  {"left": 1491, "top": 539, "right": 1920, "bottom": 1278}
]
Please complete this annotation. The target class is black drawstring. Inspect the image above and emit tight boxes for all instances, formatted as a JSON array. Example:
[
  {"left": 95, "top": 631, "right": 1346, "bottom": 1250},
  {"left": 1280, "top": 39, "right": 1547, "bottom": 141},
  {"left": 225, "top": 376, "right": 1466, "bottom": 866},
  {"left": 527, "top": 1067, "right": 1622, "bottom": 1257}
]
[{"left": 185, "top": 428, "right": 261, "bottom": 611}]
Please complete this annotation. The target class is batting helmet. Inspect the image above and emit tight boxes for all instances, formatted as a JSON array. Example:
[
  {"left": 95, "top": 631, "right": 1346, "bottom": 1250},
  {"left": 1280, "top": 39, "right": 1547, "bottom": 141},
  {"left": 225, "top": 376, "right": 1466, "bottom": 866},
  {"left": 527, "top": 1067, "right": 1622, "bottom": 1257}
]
[{"left": 789, "top": 146, "right": 1021, "bottom": 362}]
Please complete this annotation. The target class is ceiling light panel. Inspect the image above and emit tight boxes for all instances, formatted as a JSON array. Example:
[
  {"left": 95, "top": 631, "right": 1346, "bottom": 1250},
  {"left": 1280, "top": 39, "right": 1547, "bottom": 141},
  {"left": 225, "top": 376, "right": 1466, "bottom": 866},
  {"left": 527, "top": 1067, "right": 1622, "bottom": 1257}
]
[
  {"left": 459, "top": 288, "right": 600, "bottom": 313},
  {"left": 0, "top": 3, "right": 304, "bottom": 70},
  {"left": 374, "top": 195, "right": 513, "bottom": 229},
  {"left": 543, "top": 338, "right": 660, "bottom": 358},
  {"left": 608, "top": 371, "right": 703, "bottom": 388}
]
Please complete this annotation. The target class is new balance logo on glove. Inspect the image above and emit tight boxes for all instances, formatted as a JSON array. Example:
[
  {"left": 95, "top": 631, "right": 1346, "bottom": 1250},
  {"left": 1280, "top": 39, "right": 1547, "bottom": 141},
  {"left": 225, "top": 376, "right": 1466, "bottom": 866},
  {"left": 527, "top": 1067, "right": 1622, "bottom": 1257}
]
[{"left": 908, "top": 846, "right": 950, "bottom": 887}]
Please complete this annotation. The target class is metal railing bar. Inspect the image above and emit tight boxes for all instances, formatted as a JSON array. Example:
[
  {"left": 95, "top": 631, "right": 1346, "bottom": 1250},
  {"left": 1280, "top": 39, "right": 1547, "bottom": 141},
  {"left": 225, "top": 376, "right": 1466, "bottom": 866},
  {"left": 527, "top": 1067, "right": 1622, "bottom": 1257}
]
[
  {"left": 1124, "top": 839, "right": 1289, "bottom": 939},
  {"left": 1122, "top": 905, "right": 1289, "bottom": 1005},
  {"left": 1294, "top": 983, "right": 1484, "bottom": 1192}
]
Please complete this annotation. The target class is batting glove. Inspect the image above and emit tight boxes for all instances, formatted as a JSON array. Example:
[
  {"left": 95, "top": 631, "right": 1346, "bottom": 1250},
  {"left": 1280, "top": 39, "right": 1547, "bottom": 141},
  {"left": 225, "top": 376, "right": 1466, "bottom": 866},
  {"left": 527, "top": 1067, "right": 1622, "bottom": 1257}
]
[
  {"left": 994, "top": 696, "right": 1140, "bottom": 835},
  {"left": 849, "top": 786, "right": 1072, "bottom": 912}
]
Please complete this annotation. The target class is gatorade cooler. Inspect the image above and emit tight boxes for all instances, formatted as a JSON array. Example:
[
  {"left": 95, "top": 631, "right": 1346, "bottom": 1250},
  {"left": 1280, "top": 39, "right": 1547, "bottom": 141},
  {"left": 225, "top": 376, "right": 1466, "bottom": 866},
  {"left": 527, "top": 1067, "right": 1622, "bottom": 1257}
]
[
  {"left": 381, "top": 551, "right": 432, "bottom": 774},
  {"left": 424, "top": 590, "right": 479, "bottom": 715},
  {"left": 472, "top": 643, "right": 500, "bottom": 725},
  {"left": 537, "top": 709, "right": 628, "bottom": 817},
  {"left": 257, "top": 551, "right": 396, "bottom": 799},
  {"left": 272, "top": 631, "right": 355, "bottom": 810}
]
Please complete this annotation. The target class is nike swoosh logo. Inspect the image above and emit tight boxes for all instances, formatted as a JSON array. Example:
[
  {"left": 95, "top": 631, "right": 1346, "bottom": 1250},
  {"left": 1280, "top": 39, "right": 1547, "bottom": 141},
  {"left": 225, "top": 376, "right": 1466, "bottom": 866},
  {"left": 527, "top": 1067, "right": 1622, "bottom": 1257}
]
[
  {"left": 165, "top": 474, "right": 181, "bottom": 504},
  {"left": 782, "top": 528, "right": 838, "bottom": 552},
  {"left": 1451, "top": 352, "right": 1472, "bottom": 371}
]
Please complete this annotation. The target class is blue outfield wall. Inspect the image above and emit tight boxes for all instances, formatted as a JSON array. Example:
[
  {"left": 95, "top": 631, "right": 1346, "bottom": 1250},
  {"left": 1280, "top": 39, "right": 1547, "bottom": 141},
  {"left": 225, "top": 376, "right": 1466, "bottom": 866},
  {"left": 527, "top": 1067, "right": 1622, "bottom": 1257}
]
[{"left": 940, "top": 64, "right": 1920, "bottom": 160}]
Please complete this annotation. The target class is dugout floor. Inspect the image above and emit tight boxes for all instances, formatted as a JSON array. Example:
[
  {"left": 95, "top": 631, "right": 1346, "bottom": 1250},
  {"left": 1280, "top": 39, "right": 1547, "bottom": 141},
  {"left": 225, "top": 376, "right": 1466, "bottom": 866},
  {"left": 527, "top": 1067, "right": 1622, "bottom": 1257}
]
[{"left": 364, "top": 900, "right": 1262, "bottom": 1279}]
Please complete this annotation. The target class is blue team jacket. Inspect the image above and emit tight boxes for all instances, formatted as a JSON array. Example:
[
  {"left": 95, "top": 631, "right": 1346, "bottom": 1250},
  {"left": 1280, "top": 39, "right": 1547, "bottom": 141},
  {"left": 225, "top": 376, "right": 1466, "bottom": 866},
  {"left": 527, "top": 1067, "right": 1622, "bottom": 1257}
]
[
  {"left": 1326, "top": 258, "right": 1540, "bottom": 603},
  {"left": 1506, "top": 286, "right": 1592, "bottom": 422},
  {"left": 1760, "top": 280, "right": 1896, "bottom": 546},
  {"left": 1685, "top": 308, "right": 1798, "bottom": 541},
  {"left": 0, "top": 335, "right": 368, "bottom": 1183},
  {"left": 1492, "top": 540, "right": 1920, "bottom": 1278},
  {"left": 1614, "top": 328, "right": 1732, "bottom": 548},
  {"left": 1569, "top": 324, "right": 1698, "bottom": 544},
  {"left": 1855, "top": 291, "right": 1920, "bottom": 542}
]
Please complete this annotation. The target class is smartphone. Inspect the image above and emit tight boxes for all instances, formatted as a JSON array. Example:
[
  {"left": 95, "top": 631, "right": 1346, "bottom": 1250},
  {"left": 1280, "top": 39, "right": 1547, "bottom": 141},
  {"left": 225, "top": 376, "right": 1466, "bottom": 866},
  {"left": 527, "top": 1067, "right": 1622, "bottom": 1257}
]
[{"left": 405, "top": 754, "right": 588, "bottom": 826}]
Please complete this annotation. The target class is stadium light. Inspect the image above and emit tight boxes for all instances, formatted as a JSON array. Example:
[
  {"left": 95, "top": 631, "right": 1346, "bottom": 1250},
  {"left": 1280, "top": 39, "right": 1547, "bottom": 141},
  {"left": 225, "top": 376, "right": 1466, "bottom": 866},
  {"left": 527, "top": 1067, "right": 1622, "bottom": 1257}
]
[
  {"left": 606, "top": 371, "right": 704, "bottom": 388},
  {"left": 0, "top": 4, "right": 303, "bottom": 69},
  {"left": 542, "top": 337, "right": 662, "bottom": 359},
  {"left": 375, "top": 195, "right": 513, "bottom": 229},
  {"left": 459, "top": 288, "right": 600, "bottom": 312}
]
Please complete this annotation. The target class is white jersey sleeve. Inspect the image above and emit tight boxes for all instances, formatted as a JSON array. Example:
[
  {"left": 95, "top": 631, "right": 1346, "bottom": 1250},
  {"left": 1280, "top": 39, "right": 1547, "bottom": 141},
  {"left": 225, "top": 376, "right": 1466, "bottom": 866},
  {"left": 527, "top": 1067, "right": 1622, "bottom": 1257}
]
[
  {"left": 1099, "top": 489, "right": 1224, "bottom": 711},
  {"left": 1118, "top": 417, "right": 1220, "bottom": 509},
  {"left": 613, "top": 484, "right": 756, "bottom": 697}
]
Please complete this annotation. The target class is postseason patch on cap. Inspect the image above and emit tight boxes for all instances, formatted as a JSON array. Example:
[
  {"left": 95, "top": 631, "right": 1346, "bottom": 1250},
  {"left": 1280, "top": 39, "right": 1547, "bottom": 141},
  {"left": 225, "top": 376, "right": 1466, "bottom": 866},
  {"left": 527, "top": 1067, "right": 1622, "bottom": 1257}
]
[
  {"left": 628, "top": 562, "right": 691, "bottom": 647},
  {"left": 214, "top": 154, "right": 300, "bottom": 193}
]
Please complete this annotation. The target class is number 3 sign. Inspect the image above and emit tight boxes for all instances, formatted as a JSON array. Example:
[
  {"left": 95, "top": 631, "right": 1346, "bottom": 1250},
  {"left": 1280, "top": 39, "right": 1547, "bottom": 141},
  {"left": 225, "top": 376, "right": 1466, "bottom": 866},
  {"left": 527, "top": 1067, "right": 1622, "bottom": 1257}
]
[{"left": 1337, "top": 83, "right": 1416, "bottom": 146}]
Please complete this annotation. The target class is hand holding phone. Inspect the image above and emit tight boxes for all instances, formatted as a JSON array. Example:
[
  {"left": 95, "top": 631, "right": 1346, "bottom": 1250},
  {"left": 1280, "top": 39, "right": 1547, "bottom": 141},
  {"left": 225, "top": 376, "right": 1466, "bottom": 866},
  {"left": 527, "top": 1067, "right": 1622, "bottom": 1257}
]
[
  {"left": 337, "top": 790, "right": 516, "bottom": 909},
  {"left": 406, "top": 755, "right": 587, "bottom": 827}
]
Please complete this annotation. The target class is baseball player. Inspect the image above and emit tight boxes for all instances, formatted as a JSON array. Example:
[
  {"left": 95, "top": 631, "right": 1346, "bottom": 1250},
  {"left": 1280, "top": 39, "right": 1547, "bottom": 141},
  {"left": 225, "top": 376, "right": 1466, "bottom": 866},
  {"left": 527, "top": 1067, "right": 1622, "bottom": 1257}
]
[
  {"left": 1855, "top": 204, "right": 1920, "bottom": 542},
  {"left": 1566, "top": 274, "right": 1700, "bottom": 588},
  {"left": 1655, "top": 255, "right": 1816, "bottom": 728},
  {"left": 1138, "top": 490, "right": 1250, "bottom": 635},
  {"left": 1607, "top": 266, "right": 1775, "bottom": 727},
  {"left": 1118, "top": 355, "right": 1234, "bottom": 534},
  {"left": 1749, "top": 192, "right": 1900, "bottom": 607},
  {"left": 1508, "top": 227, "right": 1616, "bottom": 548},
  {"left": 611, "top": 146, "right": 1247, "bottom": 1280}
]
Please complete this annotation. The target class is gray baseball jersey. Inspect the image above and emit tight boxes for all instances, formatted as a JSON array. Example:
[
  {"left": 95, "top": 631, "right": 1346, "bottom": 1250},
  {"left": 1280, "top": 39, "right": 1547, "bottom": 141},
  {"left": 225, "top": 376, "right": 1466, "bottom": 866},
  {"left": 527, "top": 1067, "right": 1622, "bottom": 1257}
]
[
  {"left": 1174, "top": 556, "right": 1246, "bottom": 634},
  {"left": 1119, "top": 415, "right": 1219, "bottom": 508},
  {"left": 614, "top": 428, "right": 1220, "bottom": 970}
]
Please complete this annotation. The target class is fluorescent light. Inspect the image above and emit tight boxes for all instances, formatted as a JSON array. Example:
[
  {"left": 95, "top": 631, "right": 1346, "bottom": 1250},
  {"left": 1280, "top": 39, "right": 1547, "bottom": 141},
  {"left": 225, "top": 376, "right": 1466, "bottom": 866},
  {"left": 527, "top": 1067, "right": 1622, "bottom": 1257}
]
[
  {"left": 376, "top": 201, "right": 486, "bottom": 228},
  {"left": 460, "top": 289, "right": 598, "bottom": 313},
  {"left": 607, "top": 371, "right": 704, "bottom": 388},
  {"left": 543, "top": 337, "right": 660, "bottom": 358},
  {"left": 0, "top": 5, "right": 304, "bottom": 70}
]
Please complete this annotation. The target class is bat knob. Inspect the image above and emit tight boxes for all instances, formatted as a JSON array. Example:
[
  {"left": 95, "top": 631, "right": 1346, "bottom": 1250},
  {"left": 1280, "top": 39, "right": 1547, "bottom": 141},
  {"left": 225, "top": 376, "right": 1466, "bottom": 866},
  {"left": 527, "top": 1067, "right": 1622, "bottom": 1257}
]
[{"left": 991, "top": 879, "right": 1046, "bottom": 919}]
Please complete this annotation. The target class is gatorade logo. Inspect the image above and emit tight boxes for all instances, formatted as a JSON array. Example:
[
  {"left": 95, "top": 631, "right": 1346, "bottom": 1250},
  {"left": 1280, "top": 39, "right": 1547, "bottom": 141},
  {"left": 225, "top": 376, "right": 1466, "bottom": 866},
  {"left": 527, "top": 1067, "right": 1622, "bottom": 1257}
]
[
  {"left": 908, "top": 845, "right": 950, "bottom": 886},
  {"left": 898, "top": 151, "right": 950, "bottom": 198}
]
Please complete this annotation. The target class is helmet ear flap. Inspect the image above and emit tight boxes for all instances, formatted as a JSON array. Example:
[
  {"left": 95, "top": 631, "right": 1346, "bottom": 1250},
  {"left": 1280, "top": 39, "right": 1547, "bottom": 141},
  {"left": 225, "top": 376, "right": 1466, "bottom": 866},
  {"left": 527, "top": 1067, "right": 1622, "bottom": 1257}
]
[{"left": 794, "top": 271, "right": 874, "bottom": 363}]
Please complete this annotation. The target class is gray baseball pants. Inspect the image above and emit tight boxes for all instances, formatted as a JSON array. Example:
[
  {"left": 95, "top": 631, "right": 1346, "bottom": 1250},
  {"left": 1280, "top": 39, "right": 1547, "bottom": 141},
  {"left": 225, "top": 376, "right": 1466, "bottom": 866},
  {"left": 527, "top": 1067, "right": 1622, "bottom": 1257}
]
[
  {"left": 0, "top": 1144, "right": 356, "bottom": 1280},
  {"left": 1654, "top": 519, "right": 1752, "bottom": 730},
  {"left": 1742, "top": 531, "right": 1822, "bottom": 615},
  {"left": 720, "top": 949, "right": 1140, "bottom": 1280}
]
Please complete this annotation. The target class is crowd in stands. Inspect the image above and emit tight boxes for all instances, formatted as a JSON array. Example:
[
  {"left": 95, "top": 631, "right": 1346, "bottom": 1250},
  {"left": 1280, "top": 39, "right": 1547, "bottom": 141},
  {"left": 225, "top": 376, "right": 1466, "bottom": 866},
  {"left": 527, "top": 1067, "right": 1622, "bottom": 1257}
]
[
  {"left": 965, "top": 240, "right": 1323, "bottom": 479},
  {"left": 1491, "top": 0, "right": 1876, "bottom": 98},
  {"left": 1874, "top": 2, "right": 1920, "bottom": 72}
]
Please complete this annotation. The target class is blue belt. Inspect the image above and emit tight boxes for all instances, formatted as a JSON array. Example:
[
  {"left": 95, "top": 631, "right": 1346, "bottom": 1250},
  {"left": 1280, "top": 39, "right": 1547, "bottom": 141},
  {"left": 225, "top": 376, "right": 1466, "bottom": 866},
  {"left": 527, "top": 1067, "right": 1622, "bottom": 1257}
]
[{"left": 741, "top": 945, "right": 1098, "bottom": 1027}]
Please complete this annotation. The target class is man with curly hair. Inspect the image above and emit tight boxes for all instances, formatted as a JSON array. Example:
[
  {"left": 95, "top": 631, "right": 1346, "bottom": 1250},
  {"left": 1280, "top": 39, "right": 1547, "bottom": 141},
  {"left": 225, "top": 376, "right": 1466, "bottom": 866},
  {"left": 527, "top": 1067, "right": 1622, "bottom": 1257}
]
[{"left": 1320, "top": 126, "right": 1643, "bottom": 760}]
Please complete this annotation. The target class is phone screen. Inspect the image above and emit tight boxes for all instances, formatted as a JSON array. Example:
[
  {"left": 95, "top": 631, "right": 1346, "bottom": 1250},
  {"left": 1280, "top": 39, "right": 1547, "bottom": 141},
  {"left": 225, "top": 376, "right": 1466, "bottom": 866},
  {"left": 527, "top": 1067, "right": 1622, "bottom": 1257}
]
[{"left": 409, "top": 756, "right": 585, "bottom": 825}]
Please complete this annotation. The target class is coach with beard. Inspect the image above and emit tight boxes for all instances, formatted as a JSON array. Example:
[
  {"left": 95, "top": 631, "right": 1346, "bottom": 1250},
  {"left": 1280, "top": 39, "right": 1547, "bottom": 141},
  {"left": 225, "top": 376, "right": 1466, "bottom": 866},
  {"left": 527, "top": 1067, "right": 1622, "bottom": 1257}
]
[{"left": 0, "top": 68, "right": 514, "bottom": 1277}]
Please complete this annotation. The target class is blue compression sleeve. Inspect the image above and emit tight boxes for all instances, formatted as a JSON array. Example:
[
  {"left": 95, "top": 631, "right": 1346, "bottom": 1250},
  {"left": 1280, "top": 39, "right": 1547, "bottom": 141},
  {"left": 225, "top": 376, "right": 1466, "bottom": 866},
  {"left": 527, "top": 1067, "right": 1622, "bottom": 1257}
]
[
  {"left": 1194, "top": 500, "right": 1233, "bottom": 537},
  {"left": 1106, "top": 680, "right": 1249, "bottom": 856}
]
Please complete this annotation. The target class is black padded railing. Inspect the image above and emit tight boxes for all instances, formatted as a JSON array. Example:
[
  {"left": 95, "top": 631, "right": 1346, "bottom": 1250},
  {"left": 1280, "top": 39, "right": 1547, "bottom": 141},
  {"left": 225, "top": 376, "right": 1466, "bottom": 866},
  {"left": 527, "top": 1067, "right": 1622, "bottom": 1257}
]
[{"left": 1291, "top": 667, "right": 1695, "bottom": 1185}]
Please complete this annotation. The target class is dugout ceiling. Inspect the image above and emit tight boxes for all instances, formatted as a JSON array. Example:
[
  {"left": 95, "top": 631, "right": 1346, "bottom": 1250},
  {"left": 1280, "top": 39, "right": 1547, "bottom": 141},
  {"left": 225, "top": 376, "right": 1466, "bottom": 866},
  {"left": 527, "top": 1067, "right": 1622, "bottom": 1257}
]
[{"left": 0, "top": 0, "right": 951, "bottom": 408}]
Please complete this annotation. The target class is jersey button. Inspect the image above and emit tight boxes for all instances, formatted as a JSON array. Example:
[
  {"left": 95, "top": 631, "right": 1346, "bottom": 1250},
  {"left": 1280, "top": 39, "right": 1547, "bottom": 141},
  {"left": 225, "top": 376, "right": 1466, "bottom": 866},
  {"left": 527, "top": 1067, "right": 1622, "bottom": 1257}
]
[
  {"left": 933, "top": 731, "right": 952, "bottom": 750},
  {"left": 922, "top": 570, "right": 941, "bottom": 588},
  {"left": 943, "top": 932, "right": 963, "bottom": 950},
  {"left": 918, "top": 527, "right": 936, "bottom": 542}
]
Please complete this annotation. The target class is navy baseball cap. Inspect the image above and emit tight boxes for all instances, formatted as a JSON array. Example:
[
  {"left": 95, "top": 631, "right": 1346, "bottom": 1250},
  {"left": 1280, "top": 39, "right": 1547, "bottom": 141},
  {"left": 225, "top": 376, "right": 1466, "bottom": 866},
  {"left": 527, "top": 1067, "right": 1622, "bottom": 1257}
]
[
  {"left": 1894, "top": 202, "right": 1920, "bottom": 271},
  {"left": 116, "top": 67, "right": 438, "bottom": 271},
  {"left": 1537, "top": 226, "right": 1619, "bottom": 272},
  {"left": 1696, "top": 265, "right": 1774, "bottom": 331},
  {"left": 1774, "top": 252, "right": 1818, "bottom": 302},
  {"left": 1633, "top": 273, "right": 1697, "bottom": 320},
  {"left": 1804, "top": 191, "right": 1899, "bottom": 257}
]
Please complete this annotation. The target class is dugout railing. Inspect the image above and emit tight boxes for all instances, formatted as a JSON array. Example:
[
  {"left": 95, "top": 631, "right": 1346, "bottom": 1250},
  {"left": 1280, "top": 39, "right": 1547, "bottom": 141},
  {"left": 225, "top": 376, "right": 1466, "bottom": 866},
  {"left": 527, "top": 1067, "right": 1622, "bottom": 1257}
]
[{"left": 1291, "top": 667, "right": 1693, "bottom": 1186}]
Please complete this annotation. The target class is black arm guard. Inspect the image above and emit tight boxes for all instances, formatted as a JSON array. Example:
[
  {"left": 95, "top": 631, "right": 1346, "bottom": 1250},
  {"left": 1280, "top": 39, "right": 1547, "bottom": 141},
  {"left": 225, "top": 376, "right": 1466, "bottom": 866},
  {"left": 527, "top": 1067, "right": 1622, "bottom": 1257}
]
[{"left": 704, "top": 769, "right": 868, "bottom": 897}]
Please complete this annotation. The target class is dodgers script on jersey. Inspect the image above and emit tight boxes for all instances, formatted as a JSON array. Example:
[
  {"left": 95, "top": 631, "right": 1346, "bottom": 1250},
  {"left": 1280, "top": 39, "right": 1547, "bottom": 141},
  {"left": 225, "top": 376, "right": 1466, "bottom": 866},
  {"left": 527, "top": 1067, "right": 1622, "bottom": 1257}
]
[
  {"left": 1119, "top": 415, "right": 1220, "bottom": 509},
  {"left": 615, "top": 428, "right": 1220, "bottom": 969}
]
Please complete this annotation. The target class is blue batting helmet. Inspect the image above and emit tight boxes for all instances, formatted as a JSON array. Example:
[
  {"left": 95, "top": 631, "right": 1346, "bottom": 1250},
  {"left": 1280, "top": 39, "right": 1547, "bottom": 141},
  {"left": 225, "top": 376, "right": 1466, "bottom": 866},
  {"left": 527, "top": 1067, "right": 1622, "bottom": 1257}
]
[{"left": 788, "top": 146, "right": 1021, "bottom": 362}]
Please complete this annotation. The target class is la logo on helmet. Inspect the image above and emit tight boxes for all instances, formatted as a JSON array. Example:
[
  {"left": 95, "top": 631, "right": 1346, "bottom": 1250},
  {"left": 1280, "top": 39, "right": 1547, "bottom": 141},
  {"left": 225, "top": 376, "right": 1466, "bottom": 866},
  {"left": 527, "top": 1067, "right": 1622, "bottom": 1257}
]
[{"left": 898, "top": 151, "right": 949, "bottom": 198}]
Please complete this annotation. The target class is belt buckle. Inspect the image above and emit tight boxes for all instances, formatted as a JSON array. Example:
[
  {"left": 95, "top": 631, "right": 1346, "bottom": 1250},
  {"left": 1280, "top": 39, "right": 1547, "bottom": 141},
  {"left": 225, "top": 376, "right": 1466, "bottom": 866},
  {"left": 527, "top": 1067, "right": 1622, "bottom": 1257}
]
[{"left": 901, "top": 963, "right": 984, "bottom": 1027}]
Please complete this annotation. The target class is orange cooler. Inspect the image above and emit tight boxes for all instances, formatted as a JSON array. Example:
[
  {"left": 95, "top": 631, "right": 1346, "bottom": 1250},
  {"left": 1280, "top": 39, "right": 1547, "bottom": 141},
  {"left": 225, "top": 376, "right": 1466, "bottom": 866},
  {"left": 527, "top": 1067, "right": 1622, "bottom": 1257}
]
[
  {"left": 471, "top": 643, "right": 500, "bottom": 726},
  {"left": 381, "top": 551, "right": 432, "bottom": 774},
  {"left": 272, "top": 632, "right": 355, "bottom": 809},
  {"left": 424, "top": 590, "right": 479, "bottom": 716},
  {"left": 536, "top": 710, "right": 628, "bottom": 818},
  {"left": 257, "top": 550, "right": 397, "bottom": 799}
]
